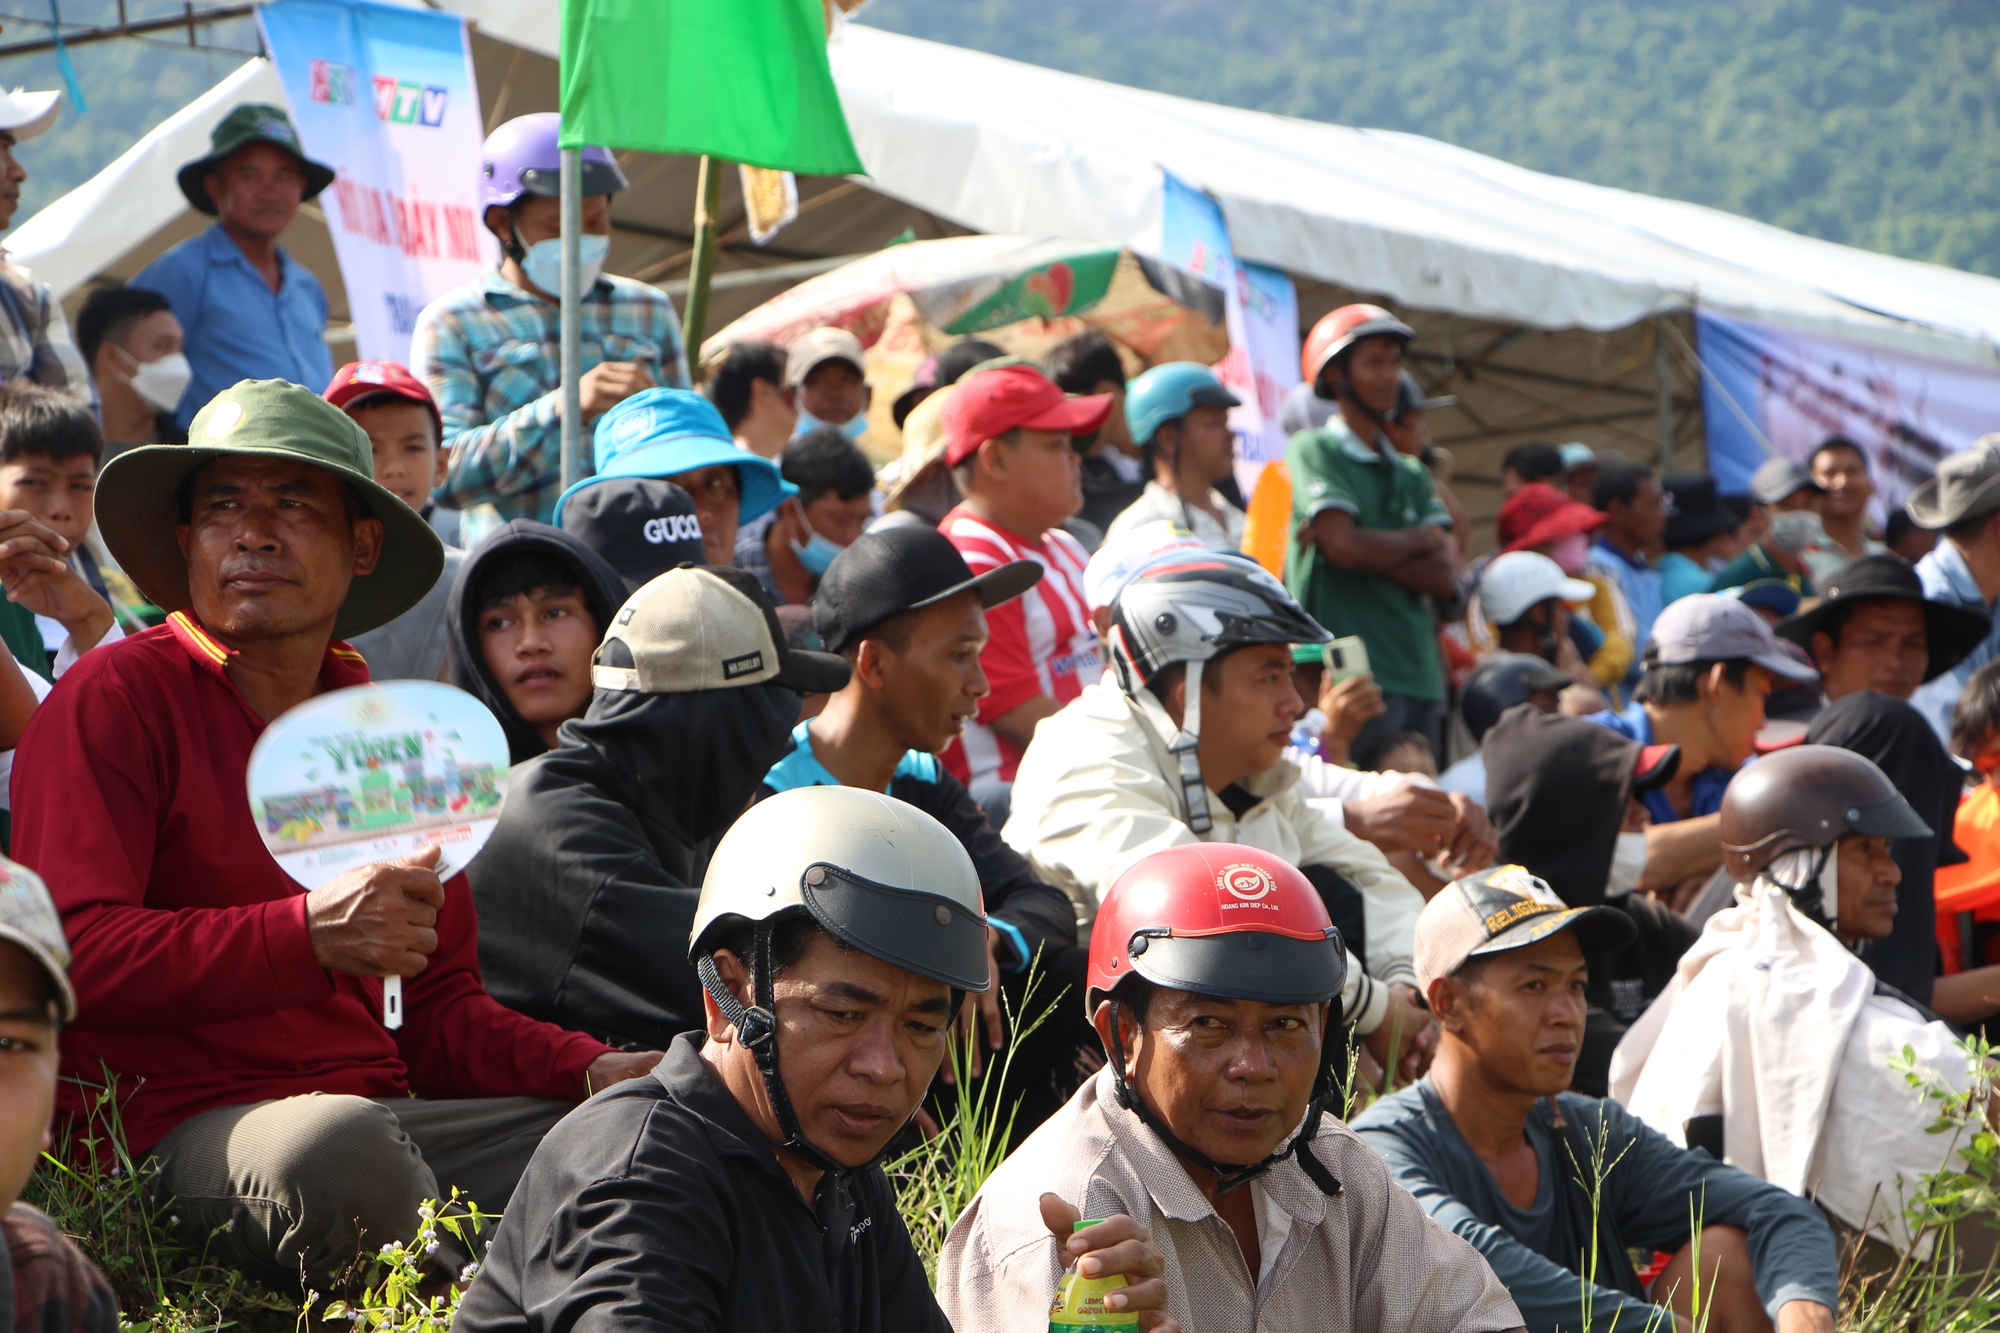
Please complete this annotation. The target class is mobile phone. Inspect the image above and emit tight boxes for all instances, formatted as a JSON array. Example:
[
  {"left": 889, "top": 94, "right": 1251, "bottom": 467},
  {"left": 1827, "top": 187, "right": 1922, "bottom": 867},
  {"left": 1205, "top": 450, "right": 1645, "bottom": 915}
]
[{"left": 1322, "top": 636, "right": 1370, "bottom": 682}]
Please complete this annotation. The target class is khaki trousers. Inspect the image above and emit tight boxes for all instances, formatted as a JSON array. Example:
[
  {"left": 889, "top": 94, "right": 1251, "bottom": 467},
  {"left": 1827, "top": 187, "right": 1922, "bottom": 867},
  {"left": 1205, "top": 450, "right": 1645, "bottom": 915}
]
[{"left": 153, "top": 1092, "right": 570, "bottom": 1290}]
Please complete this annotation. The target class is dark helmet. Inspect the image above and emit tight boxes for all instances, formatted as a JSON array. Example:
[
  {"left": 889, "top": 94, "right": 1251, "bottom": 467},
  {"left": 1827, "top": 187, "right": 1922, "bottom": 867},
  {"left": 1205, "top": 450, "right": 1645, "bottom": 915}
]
[
  {"left": 1719, "top": 744, "right": 1931, "bottom": 879},
  {"left": 1461, "top": 652, "right": 1574, "bottom": 743}
]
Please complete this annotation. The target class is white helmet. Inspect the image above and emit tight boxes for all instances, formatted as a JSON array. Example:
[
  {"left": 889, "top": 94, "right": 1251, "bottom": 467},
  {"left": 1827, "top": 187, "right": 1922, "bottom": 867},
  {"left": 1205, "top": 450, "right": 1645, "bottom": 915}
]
[{"left": 690, "top": 787, "right": 988, "bottom": 1171}]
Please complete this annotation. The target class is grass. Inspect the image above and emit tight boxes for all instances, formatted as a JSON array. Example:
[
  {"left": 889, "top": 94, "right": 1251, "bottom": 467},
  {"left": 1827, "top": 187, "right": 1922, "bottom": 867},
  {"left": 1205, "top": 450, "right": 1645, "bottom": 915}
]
[{"left": 23, "top": 1026, "right": 2000, "bottom": 1330}]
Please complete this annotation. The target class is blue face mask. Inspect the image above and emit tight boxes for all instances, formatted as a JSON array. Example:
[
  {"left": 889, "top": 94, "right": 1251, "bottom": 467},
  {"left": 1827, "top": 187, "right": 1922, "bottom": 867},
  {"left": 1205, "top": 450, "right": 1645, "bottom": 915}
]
[
  {"left": 794, "top": 407, "right": 869, "bottom": 441},
  {"left": 789, "top": 503, "right": 848, "bottom": 575},
  {"left": 520, "top": 232, "right": 608, "bottom": 298}
]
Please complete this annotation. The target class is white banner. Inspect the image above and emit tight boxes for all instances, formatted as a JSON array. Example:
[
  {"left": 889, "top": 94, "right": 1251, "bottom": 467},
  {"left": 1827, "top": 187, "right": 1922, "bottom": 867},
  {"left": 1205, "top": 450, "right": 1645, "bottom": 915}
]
[{"left": 259, "top": 0, "right": 496, "bottom": 364}]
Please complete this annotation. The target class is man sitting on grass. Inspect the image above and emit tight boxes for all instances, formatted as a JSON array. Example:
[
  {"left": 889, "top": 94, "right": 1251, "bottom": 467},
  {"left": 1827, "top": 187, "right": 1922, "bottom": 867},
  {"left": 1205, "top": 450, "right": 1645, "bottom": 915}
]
[
  {"left": 0, "top": 855, "right": 116, "bottom": 1333},
  {"left": 1353, "top": 865, "right": 1839, "bottom": 1333}
]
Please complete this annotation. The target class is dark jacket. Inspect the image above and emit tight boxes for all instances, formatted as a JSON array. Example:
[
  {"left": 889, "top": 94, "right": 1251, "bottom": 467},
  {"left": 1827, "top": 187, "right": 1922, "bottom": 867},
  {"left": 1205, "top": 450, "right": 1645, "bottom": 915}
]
[
  {"left": 1807, "top": 690, "right": 1967, "bottom": 1006},
  {"left": 456, "top": 1035, "right": 951, "bottom": 1333},
  {"left": 756, "top": 722, "right": 1077, "bottom": 969},
  {"left": 446, "top": 521, "right": 628, "bottom": 765},
  {"left": 469, "top": 680, "right": 800, "bottom": 1049}
]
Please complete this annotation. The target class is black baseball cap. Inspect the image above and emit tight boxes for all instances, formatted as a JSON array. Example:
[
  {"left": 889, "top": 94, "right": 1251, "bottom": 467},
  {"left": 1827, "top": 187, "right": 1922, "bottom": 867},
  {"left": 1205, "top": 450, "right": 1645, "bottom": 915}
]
[
  {"left": 559, "top": 477, "right": 708, "bottom": 594},
  {"left": 812, "top": 524, "right": 1045, "bottom": 654}
]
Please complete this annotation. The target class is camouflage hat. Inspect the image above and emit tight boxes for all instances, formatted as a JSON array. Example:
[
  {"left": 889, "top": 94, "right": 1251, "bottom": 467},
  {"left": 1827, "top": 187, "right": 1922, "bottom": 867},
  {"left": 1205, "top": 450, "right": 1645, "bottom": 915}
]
[
  {"left": 0, "top": 857, "right": 76, "bottom": 1023},
  {"left": 96, "top": 379, "right": 445, "bottom": 641},
  {"left": 177, "top": 103, "right": 335, "bottom": 215}
]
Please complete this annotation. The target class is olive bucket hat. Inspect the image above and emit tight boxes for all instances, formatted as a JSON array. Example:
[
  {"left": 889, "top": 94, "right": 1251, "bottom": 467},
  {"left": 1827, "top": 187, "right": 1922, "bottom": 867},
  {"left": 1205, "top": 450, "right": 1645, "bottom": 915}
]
[
  {"left": 96, "top": 379, "right": 445, "bottom": 640},
  {"left": 177, "top": 103, "right": 335, "bottom": 215}
]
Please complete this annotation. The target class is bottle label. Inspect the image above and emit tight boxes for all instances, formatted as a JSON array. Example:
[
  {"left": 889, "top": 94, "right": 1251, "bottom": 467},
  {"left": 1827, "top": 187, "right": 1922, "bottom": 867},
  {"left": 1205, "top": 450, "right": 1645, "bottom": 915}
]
[{"left": 1049, "top": 1274, "right": 1139, "bottom": 1330}]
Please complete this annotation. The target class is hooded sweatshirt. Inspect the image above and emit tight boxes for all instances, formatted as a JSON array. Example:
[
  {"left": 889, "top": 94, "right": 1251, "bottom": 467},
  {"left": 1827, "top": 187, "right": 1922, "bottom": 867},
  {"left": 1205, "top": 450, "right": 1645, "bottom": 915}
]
[
  {"left": 468, "top": 681, "right": 802, "bottom": 1050},
  {"left": 446, "top": 521, "right": 628, "bottom": 765}
]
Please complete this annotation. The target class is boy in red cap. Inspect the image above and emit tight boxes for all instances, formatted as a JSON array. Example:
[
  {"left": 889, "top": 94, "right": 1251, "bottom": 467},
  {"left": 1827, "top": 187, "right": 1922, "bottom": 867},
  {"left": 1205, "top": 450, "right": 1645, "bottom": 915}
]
[
  {"left": 937, "top": 365, "right": 1113, "bottom": 822},
  {"left": 325, "top": 360, "right": 463, "bottom": 679},
  {"left": 1495, "top": 482, "right": 1632, "bottom": 699}
]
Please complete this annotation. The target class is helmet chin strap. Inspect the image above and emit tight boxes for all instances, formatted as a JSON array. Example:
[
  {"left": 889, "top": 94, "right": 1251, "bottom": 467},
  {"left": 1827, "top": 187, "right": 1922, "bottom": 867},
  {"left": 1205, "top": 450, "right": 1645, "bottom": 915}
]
[
  {"left": 1330, "top": 369, "right": 1393, "bottom": 432},
  {"left": 1104, "top": 997, "right": 1344, "bottom": 1198},
  {"left": 1168, "top": 659, "right": 1211, "bottom": 834},
  {"left": 697, "top": 924, "right": 852, "bottom": 1178},
  {"left": 1763, "top": 843, "right": 1839, "bottom": 928}
]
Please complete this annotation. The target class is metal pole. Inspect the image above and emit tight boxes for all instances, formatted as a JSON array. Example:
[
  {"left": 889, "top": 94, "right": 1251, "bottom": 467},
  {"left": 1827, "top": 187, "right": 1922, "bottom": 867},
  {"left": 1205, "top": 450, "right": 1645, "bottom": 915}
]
[
  {"left": 681, "top": 155, "right": 722, "bottom": 382},
  {"left": 559, "top": 146, "right": 583, "bottom": 490},
  {"left": 1654, "top": 318, "right": 1674, "bottom": 473}
]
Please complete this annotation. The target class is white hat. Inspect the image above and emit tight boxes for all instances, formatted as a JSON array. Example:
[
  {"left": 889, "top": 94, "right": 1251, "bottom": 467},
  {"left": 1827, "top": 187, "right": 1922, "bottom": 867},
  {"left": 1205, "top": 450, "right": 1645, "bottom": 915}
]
[
  {"left": 0, "top": 89, "right": 62, "bottom": 143},
  {"left": 1480, "top": 551, "right": 1595, "bottom": 627},
  {"left": 783, "top": 326, "right": 867, "bottom": 388}
]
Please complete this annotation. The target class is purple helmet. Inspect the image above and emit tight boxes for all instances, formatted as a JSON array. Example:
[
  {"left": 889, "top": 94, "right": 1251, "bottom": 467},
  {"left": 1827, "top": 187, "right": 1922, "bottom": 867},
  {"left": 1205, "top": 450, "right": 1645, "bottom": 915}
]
[{"left": 481, "top": 113, "right": 629, "bottom": 210}]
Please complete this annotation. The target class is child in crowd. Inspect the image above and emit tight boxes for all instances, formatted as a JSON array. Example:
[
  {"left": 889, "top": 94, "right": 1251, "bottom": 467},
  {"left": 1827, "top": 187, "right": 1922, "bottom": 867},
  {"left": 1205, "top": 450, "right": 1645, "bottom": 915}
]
[
  {"left": 1355, "top": 729, "right": 1441, "bottom": 780},
  {"left": 0, "top": 855, "right": 117, "bottom": 1332},
  {"left": 785, "top": 327, "right": 871, "bottom": 438},
  {"left": 324, "top": 361, "right": 464, "bottom": 679},
  {"left": 443, "top": 522, "right": 625, "bottom": 764}
]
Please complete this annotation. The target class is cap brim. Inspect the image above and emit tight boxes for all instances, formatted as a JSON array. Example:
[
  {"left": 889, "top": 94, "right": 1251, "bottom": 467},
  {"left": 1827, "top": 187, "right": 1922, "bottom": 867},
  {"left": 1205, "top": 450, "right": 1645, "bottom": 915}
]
[
  {"left": 1753, "top": 718, "right": 1810, "bottom": 754},
  {"left": 1633, "top": 743, "right": 1680, "bottom": 792},
  {"left": 96, "top": 443, "right": 444, "bottom": 641},
  {"left": 1188, "top": 385, "right": 1243, "bottom": 410},
  {"left": 177, "top": 148, "right": 334, "bottom": 217},
  {"left": 909, "top": 558, "right": 1044, "bottom": 615},
  {"left": 1749, "top": 648, "right": 1820, "bottom": 684},
  {"left": 0, "top": 91, "right": 61, "bottom": 142},
  {"left": 1773, "top": 592, "right": 1994, "bottom": 682},
  {"left": 564, "top": 440, "right": 798, "bottom": 526},
  {"left": 773, "top": 648, "right": 851, "bottom": 695},
  {"left": 1467, "top": 901, "right": 1638, "bottom": 961},
  {"left": 0, "top": 926, "right": 75, "bottom": 1023},
  {"left": 1556, "top": 576, "right": 1596, "bottom": 603},
  {"left": 1848, "top": 792, "right": 1933, "bottom": 842},
  {"left": 1131, "top": 929, "right": 1346, "bottom": 1006},
  {"left": 1021, "top": 391, "right": 1115, "bottom": 437}
]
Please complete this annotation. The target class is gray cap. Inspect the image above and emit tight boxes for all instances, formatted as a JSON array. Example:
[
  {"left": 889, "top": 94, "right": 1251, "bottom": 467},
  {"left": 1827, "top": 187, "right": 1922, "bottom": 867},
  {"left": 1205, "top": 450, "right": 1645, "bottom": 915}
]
[
  {"left": 1647, "top": 593, "right": 1819, "bottom": 683},
  {"left": 1749, "top": 457, "right": 1824, "bottom": 506},
  {"left": 1907, "top": 445, "right": 2000, "bottom": 531},
  {"left": 0, "top": 858, "right": 75, "bottom": 1023},
  {"left": 1414, "top": 865, "right": 1636, "bottom": 996}
]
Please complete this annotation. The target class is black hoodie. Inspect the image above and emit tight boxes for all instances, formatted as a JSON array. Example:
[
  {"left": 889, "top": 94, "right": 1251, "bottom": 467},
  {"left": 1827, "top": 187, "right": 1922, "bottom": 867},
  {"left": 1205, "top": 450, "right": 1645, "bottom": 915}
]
[
  {"left": 446, "top": 521, "right": 629, "bottom": 766},
  {"left": 468, "top": 681, "right": 802, "bottom": 1050}
]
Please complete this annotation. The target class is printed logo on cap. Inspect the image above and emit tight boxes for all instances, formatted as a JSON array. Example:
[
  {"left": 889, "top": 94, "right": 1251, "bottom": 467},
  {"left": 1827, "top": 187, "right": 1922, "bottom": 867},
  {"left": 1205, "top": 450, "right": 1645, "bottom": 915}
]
[
  {"left": 1216, "top": 861, "right": 1280, "bottom": 913},
  {"left": 643, "top": 514, "right": 702, "bottom": 545},
  {"left": 722, "top": 651, "right": 765, "bottom": 679},
  {"left": 354, "top": 363, "right": 388, "bottom": 384}
]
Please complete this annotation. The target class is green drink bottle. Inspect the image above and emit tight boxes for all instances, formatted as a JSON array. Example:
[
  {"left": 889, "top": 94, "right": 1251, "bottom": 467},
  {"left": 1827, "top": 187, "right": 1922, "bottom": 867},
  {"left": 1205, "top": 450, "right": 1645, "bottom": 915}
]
[{"left": 1048, "top": 1220, "right": 1140, "bottom": 1332}]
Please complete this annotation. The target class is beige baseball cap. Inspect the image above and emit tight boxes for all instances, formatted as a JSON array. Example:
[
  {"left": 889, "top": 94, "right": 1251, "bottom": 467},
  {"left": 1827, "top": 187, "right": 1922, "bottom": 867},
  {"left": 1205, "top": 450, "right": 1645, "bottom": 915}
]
[
  {"left": 0, "top": 857, "right": 76, "bottom": 1023},
  {"left": 1414, "top": 865, "right": 1636, "bottom": 996},
  {"left": 783, "top": 327, "right": 867, "bottom": 389},
  {"left": 592, "top": 564, "right": 851, "bottom": 696}
]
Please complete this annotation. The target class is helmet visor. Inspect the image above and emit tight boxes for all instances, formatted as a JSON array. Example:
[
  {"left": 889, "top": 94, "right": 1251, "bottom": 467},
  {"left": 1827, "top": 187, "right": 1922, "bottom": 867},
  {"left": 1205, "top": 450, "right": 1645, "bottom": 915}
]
[
  {"left": 1129, "top": 928, "right": 1346, "bottom": 1006},
  {"left": 1845, "top": 792, "right": 1933, "bottom": 842},
  {"left": 518, "top": 158, "right": 631, "bottom": 199},
  {"left": 801, "top": 863, "right": 991, "bottom": 992}
]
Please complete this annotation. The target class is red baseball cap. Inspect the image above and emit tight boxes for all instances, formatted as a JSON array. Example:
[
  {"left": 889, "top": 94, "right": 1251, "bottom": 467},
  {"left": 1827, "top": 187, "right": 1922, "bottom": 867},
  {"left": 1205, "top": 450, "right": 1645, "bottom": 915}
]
[
  {"left": 325, "top": 361, "right": 441, "bottom": 437},
  {"left": 1498, "top": 482, "right": 1606, "bottom": 552},
  {"left": 942, "top": 364, "right": 1114, "bottom": 467}
]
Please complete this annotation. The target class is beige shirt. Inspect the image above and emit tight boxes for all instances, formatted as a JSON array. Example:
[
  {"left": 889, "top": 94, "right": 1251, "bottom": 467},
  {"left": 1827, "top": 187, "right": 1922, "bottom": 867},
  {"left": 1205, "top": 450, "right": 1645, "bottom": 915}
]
[{"left": 938, "top": 1069, "right": 1522, "bottom": 1333}]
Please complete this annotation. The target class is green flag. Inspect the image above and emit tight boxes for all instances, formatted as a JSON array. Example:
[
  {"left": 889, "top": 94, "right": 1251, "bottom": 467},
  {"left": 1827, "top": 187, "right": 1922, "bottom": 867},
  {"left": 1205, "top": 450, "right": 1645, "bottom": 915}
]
[{"left": 559, "top": 0, "right": 866, "bottom": 176}]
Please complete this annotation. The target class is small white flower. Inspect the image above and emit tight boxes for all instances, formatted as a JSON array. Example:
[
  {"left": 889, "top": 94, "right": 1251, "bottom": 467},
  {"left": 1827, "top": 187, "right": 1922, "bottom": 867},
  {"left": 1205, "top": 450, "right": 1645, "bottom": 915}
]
[
  {"left": 424, "top": 1240, "right": 440, "bottom": 1255},
  {"left": 380, "top": 1241, "right": 400, "bottom": 1256},
  {"left": 459, "top": 1262, "right": 480, "bottom": 1282}
]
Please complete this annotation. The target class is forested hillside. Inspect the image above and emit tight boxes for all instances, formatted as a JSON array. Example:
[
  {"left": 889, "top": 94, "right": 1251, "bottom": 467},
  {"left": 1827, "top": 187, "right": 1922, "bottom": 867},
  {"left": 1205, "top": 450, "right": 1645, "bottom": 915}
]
[{"left": 860, "top": 0, "right": 2000, "bottom": 275}]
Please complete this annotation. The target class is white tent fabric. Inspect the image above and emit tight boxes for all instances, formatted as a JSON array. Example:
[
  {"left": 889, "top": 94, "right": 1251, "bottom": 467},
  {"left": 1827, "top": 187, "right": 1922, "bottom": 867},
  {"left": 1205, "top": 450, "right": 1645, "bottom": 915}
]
[
  {"left": 12, "top": 4, "right": 1997, "bottom": 372},
  {"left": 9, "top": 57, "right": 282, "bottom": 298}
]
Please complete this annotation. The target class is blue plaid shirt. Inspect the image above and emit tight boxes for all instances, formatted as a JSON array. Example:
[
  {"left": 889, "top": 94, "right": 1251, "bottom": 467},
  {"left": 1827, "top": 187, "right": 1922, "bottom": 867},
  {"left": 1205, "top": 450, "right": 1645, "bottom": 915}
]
[{"left": 411, "top": 270, "right": 688, "bottom": 549}]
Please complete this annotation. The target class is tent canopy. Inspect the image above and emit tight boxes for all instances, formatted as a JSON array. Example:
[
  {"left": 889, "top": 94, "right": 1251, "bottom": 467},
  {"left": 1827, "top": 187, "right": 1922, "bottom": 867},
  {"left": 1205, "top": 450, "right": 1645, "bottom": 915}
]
[{"left": 15, "top": 3, "right": 2000, "bottom": 536}]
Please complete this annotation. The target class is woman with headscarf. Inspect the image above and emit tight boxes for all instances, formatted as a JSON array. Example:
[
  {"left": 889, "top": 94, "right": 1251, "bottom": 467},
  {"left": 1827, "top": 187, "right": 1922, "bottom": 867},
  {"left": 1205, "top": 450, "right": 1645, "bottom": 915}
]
[{"left": 445, "top": 521, "right": 628, "bottom": 765}]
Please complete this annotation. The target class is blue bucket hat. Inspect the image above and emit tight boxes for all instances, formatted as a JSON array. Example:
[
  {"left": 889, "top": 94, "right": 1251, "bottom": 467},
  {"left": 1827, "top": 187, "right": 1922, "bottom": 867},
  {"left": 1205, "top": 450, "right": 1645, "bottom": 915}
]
[{"left": 555, "top": 387, "right": 795, "bottom": 523}]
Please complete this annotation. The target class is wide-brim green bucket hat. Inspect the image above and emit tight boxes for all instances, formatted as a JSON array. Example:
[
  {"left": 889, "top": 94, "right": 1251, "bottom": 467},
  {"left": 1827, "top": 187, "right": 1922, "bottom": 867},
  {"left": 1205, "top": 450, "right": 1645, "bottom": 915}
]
[
  {"left": 97, "top": 379, "right": 445, "bottom": 641},
  {"left": 178, "top": 103, "right": 335, "bottom": 215}
]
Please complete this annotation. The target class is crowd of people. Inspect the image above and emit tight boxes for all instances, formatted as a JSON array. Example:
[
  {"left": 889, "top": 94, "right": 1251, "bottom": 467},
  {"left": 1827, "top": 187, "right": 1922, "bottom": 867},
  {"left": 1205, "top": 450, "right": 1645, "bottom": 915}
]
[{"left": 0, "top": 82, "right": 1989, "bottom": 1333}]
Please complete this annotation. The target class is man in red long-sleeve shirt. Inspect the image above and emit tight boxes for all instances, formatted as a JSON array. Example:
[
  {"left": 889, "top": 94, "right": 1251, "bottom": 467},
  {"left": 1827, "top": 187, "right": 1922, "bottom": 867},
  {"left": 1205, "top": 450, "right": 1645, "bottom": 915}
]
[{"left": 9, "top": 379, "right": 662, "bottom": 1289}]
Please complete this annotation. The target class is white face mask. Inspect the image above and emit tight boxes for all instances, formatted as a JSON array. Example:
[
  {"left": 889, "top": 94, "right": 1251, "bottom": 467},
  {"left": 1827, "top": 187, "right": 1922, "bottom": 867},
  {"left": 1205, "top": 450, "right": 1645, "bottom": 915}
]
[
  {"left": 121, "top": 350, "right": 193, "bottom": 414},
  {"left": 1606, "top": 830, "right": 1649, "bottom": 897},
  {"left": 520, "top": 233, "right": 608, "bottom": 298},
  {"left": 794, "top": 406, "right": 869, "bottom": 441}
]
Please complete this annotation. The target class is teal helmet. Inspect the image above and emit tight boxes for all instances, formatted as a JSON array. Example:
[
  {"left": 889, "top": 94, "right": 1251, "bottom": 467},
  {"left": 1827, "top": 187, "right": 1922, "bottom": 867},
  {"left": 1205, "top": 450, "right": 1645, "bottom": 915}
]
[{"left": 1124, "top": 362, "right": 1241, "bottom": 447}]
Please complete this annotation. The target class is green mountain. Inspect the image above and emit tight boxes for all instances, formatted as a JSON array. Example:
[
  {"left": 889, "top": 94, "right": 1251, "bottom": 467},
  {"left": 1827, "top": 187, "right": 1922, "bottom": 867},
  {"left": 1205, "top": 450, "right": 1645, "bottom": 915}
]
[{"left": 859, "top": 0, "right": 2000, "bottom": 276}]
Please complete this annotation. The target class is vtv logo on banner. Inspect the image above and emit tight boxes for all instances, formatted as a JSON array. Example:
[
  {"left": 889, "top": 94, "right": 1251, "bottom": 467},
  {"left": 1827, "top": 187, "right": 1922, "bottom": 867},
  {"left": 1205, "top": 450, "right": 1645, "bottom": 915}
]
[{"left": 261, "top": 0, "right": 495, "bottom": 361}]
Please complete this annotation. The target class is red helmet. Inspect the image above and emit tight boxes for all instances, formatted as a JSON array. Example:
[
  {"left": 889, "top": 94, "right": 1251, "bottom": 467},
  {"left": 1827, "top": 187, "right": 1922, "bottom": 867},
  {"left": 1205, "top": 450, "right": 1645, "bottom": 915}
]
[
  {"left": 1088, "top": 844, "right": 1346, "bottom": 1011},
  {"left": 1301, "top": 303, "right": 1415, "bottom": 387}
]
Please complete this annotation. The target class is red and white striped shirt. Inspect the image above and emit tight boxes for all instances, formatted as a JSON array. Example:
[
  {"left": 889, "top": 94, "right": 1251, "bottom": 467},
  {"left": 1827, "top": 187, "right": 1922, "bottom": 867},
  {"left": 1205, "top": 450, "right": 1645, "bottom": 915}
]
[{"left": 939, "top": 504, "right": 1102, "bottom": 785}]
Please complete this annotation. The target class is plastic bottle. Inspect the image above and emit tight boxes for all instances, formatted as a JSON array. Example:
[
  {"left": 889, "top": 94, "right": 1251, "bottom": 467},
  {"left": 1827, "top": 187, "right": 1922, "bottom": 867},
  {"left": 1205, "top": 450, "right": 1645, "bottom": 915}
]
[{"left": 1048, "top": 1220, "right": 1140, "bottom": 1331}]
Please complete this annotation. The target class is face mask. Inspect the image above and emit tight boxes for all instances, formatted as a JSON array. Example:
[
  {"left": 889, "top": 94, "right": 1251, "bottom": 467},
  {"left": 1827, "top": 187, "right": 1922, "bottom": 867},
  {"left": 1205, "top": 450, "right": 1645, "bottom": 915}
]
[
  {"left": 520, "top": 232, "right": 609, "bottom": 297},
  {"left": 1606, "top": 830, "right": 1649, "bottom": 897},
  {"left": 123, "top": 351, "right": 192, "bottom": 414},
  {"left": 1702, "top": 554, "right": 1730, "bottom": 573},
  {"left": 1548, "top": 532, "right": 1590, "bottom": 576},
  {"left": 794, "top": 407, "right": 868, "bottom": 441},
  {"left": 789, "top": 503, "right": 848, "bottom": 576},
  {"left": 1769, "top": 509, "right": 1826, "bottom": 554}
]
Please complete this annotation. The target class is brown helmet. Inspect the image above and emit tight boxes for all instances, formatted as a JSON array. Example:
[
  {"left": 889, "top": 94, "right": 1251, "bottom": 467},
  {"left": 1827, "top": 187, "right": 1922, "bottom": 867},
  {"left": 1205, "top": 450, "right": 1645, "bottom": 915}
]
[{"left": 1719, "top": 744, "right": 1931, "bottom": 879}]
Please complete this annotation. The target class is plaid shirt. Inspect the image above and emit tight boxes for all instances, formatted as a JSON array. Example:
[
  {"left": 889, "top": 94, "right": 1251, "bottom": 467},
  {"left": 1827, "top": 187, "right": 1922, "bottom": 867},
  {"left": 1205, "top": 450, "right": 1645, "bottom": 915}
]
[
  {"left": 0, "top": 254, "right": 91, "bottom": 406},
  {"left": 411, "top": 270, "right": 688, "bottom": 549}
]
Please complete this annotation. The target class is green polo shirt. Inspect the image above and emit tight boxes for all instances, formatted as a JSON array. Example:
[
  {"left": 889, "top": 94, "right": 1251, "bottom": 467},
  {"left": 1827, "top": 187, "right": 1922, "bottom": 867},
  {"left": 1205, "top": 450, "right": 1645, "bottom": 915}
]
[
  {"left": 1710, "top": 543, "right": 1815, "bottom": 598},
  {"left": 1284, "top": 418, "right": 1450, "bottom": 702}
]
